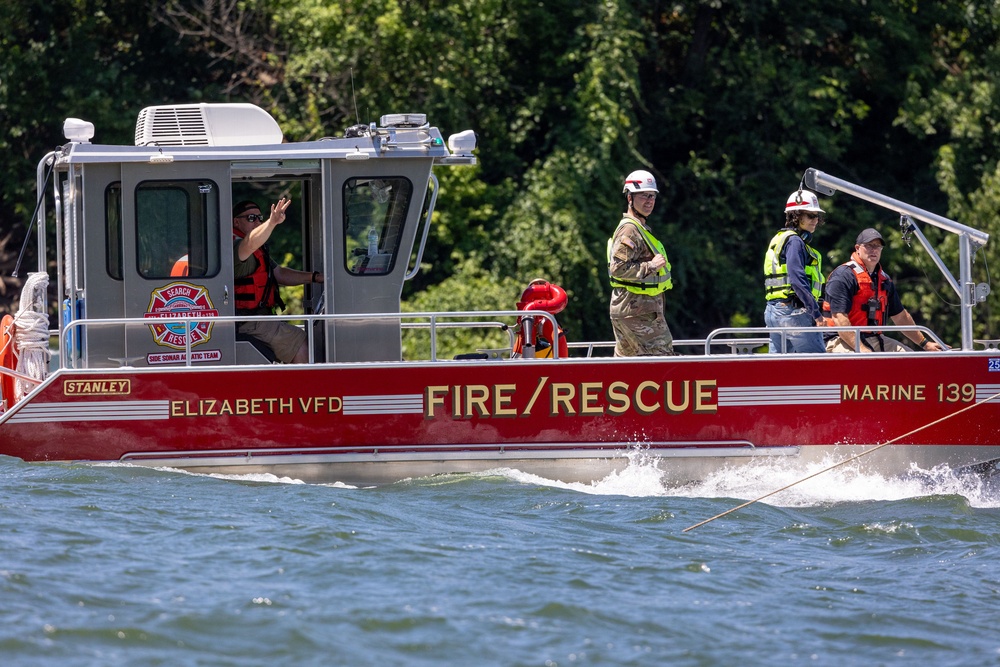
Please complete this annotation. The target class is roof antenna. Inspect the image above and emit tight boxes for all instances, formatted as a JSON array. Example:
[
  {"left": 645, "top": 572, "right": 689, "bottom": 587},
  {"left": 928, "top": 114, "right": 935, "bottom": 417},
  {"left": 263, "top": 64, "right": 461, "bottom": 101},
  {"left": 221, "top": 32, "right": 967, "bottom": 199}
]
[{"left": 351, "top": 68, "right": 360, "bottom": 125}]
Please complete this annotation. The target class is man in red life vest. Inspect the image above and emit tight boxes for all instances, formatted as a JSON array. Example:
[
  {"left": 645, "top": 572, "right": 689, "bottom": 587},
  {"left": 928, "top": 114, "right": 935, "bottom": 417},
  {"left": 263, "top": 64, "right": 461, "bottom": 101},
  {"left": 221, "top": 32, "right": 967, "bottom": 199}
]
[
  {"left": 233, "top": 199, "right": 323, "bottom": 363},
  {"left": 824, "top": 228, "right": 944, "bottom": 353}
]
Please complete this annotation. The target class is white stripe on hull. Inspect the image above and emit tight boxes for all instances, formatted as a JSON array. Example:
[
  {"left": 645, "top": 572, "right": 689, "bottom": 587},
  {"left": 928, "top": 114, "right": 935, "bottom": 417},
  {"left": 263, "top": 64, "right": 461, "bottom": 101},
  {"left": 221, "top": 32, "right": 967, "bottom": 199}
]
[
  {"left": 717, "top": 385, "right": 841, "bottom": 407},
  {"left": 342, "top": 394, "right": 423, "bottom": 415},
  {"left": 6, "top": 400, "right": 171, "bottom": 423},
  {"left": 976, "top": 384, "right": 1000, "bottom": 402}
]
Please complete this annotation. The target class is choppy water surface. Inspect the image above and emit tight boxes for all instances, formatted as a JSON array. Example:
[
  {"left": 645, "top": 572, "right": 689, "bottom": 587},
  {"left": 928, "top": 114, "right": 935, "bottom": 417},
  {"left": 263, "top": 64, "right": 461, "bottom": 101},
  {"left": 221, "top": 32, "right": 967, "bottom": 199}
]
[{"left": 2, "top": 454, "right": 1000, "bottom": 666}]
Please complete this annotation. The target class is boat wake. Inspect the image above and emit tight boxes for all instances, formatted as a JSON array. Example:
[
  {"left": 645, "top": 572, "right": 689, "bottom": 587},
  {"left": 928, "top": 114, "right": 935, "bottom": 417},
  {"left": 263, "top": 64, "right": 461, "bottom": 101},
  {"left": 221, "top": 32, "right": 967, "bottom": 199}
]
[
  {"left": 490, "top": 448, "right": 1000, "bottom": 509},
  {"left": 96, "top": 462, "right": 362, "bottom": 488},
  {"left": 97, "top": 453, "right": 1000, "bottom": 508}
]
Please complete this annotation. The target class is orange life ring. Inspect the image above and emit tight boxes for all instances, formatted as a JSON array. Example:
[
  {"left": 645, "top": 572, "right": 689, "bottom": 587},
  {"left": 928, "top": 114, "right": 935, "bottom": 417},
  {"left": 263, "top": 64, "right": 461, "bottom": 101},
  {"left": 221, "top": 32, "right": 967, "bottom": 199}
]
[
  {"left": 516, "top": 278, "right": 567, "bottom": 314},
  {"left": 1, "top": 314, "right": 19, "bottom": 408},
  {"left": 170, "top": 255, "right": 190, "bottom": 277},
  {"left": 512, "top": 279, "right": 569, "bottom": 358}
]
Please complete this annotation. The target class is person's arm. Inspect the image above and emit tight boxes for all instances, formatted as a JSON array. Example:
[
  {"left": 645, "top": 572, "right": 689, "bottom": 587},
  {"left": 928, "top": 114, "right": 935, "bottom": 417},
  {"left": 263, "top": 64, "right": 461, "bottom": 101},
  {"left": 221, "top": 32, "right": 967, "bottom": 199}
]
[
  {"left": 784, "top": 238, "right": 822, "bottom": 323},
  {"left": 610, "top": 225, "right": 662, "bottom": 281},
  {"left": 883, "top": 278, "right": 942, "bottom": 350},
  {"left": 274, "top": 265, "right": 323, "bottom": 286},
  {"left": 890, "top": 310, "right": 943, "bottom": 351},
  {"left": 233, "top": 238, "right": 255, "bottom": 278},
  {"left": 236, "top": 198, "right": 291, "bottom": 262},
  {"left": 831, "top": 312, "right": 871, "bottom": 352}
]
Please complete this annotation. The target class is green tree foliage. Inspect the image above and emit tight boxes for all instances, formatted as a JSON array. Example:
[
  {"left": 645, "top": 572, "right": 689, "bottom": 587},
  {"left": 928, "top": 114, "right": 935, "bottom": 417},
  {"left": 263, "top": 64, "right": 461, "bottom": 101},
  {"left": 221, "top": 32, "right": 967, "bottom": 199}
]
[
  {"left": 636, "top": 0, "right": 952, "bottom": 337},
  {"left": 3, "top": 0, "right": 1000, "bottom": 350},
  {"left": 895, "top": 1, "right": 1000, "bottom": 341},
  {"left": 0, "top": 0, "right": 221, "bottom": 309}
]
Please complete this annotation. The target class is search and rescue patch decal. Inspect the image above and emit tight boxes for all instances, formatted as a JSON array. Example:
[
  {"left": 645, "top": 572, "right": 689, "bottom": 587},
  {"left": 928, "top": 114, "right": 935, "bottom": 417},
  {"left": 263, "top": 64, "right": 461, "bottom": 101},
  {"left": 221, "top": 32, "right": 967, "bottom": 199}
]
[{"left": 144, "top": 282, "right": 221, "bottom": 365}]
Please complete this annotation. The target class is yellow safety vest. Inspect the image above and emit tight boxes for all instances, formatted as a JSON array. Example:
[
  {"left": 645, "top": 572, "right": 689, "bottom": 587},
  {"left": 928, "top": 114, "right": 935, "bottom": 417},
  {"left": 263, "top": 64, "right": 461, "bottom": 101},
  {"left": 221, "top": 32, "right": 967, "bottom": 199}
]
[
  {"left": 607, "top": 217, "right": 673, "bottom": 295},
  {"left": 763, "top": 229, "right": 823, "bottom": 301}
]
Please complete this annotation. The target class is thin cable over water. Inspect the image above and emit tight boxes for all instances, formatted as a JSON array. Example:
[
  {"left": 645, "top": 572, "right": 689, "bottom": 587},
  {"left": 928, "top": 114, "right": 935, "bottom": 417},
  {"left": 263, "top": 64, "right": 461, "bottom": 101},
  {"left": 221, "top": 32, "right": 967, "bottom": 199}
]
[{"left": 683, "top": 389, "right": 1000, "bottom": 532}]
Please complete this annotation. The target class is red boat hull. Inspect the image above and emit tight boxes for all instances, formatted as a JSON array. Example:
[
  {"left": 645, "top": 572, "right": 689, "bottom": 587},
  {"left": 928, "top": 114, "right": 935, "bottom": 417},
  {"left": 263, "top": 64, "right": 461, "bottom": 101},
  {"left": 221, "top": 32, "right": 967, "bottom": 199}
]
[{"left": 3, "top": 352, "right": 999, "bottom": 485}]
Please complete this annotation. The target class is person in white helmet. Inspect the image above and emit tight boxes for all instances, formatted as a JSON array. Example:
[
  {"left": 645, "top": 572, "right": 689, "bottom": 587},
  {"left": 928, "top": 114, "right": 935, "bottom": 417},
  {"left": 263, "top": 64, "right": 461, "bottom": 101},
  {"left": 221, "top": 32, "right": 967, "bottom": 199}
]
[
  {"left": 762, "top": 188, "right": 827, "bottom": 353},
  {"left": 606, "top": 169, "right": 675, "bottom": 356}
]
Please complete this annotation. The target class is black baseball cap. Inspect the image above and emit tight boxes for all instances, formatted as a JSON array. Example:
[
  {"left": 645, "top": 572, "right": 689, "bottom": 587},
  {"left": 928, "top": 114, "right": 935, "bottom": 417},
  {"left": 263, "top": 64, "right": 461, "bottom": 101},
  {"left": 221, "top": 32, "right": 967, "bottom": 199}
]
[
  {"left": 233, "top": 200, "right": 261, "bottom": 217},
  {"left": 855, "top": 228, "right": 884, "bottom": 246}
]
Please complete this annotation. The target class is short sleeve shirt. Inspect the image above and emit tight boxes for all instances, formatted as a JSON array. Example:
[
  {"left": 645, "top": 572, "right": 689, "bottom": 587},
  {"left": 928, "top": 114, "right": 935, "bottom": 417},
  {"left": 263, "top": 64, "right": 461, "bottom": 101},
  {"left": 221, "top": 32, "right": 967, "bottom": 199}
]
[
  {"left": 825, "top": 262, "right": 904, "bottom": 318},
  {"left": 233, "top": 238, "right": 276, "bottom": 279}
]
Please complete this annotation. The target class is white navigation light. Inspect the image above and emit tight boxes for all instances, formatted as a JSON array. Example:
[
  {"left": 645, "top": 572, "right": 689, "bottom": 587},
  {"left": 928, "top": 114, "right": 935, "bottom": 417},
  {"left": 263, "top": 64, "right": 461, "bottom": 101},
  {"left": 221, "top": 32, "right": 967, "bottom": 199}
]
[
  {"left": 63, "top": 118, "right": 95, "bottom": 143},
  {"left": 447, "top": 130, "right": 477, "bottom": 155},
  {"left": 149, "top": 148, "right": 175, "bottom": 164}
]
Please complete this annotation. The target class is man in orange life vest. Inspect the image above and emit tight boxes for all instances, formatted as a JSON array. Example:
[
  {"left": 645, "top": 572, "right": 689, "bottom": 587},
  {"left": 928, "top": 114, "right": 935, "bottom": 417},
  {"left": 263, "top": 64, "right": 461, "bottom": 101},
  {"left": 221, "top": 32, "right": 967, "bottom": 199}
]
[
  {"left": 233, "top": 199, "right": 323, "bottom": 363},
  {"left": 824, "top": 227, "right": 943, "bottom": 353}
]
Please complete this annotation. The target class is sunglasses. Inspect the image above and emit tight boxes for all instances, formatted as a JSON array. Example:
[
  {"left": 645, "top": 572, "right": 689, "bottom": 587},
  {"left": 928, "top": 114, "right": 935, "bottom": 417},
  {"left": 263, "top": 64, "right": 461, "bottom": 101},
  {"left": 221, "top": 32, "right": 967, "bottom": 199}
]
[{"left": 239, "top": 213, "right": 264, "bottom": 223}]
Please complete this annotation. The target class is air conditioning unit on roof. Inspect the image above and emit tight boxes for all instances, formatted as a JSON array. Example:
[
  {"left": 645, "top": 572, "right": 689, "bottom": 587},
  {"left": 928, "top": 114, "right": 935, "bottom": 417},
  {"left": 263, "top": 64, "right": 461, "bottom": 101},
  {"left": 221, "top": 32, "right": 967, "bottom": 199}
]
[{"left": 135, "top": 103, "right": 283, "bottom": 147}]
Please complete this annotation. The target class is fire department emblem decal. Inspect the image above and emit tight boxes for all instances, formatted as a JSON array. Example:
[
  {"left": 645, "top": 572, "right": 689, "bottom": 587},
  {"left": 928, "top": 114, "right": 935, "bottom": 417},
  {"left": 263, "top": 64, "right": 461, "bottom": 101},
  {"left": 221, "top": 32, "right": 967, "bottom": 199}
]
[{"left": 145, "top": 282, "right": 219, "bottom": 350}]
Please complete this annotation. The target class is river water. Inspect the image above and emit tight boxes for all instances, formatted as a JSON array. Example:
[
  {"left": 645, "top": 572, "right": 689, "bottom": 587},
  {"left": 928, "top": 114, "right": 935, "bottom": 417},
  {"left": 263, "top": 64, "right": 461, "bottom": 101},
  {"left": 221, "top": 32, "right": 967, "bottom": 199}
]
[{"left": 2, "top": 453, "right": 999, "bottom": 666}]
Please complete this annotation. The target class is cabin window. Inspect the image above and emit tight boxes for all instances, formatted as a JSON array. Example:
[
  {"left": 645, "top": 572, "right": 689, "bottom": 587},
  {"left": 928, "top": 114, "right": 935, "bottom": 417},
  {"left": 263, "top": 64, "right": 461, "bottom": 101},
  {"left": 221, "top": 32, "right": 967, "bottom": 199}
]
[
  {"left": 343, "top": 176, "right": 413, "bottom": 276},
  {"left": 105, "top": 183, "right": 123, "bottom": 280},
  {"left": 135, "top": 180, "right": 220, "bottom": 279}
]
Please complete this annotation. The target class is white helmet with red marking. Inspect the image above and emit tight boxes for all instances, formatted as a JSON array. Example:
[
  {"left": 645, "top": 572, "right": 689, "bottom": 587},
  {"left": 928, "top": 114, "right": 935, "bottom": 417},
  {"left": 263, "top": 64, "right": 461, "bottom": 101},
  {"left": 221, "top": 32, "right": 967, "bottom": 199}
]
[
  {"left": 623, "top": 170, "right": 659, "bottom": 194},
  {"left": 785, "top": 189, "right": 824, "bottom": 214}
]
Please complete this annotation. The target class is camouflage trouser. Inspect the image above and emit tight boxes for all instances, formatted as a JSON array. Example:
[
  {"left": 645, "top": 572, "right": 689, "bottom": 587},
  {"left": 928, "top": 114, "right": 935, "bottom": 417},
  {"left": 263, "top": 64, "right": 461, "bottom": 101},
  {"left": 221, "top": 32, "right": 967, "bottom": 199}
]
[{"left": 611, "top": 312, "right": 675, "bottom": 356}]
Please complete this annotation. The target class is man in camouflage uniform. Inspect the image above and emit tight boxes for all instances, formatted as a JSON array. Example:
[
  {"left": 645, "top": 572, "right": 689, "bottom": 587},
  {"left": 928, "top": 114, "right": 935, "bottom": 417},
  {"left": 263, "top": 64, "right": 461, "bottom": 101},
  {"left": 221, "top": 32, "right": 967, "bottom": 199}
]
[{"left": 607, "top": 169, "right": 675, "bottom": 356}]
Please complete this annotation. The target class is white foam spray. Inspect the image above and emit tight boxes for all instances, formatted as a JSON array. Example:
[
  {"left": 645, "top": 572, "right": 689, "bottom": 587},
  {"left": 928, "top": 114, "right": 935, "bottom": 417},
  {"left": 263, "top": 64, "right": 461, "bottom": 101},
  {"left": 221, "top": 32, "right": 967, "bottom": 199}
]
[{"left": 489, "top": 447, "right": 1000, "bottom": 509}]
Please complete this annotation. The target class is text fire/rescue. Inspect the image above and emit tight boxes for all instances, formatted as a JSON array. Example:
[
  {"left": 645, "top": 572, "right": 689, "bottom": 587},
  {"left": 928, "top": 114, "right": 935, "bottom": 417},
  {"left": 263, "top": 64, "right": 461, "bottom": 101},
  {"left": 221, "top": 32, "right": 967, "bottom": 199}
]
[
  {"left": 426, "top": 378, "right": 718, "bottom": 418},
  {"left": 167, "top": 378, "right": 720, "bottom": 418}
]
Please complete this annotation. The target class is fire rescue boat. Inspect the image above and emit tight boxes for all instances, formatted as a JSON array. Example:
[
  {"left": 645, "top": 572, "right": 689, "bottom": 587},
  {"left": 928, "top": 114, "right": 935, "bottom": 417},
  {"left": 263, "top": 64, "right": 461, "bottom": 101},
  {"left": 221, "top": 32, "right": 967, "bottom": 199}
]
[{"left": 1, "top": 103, "right": 998, "bottom": 486}]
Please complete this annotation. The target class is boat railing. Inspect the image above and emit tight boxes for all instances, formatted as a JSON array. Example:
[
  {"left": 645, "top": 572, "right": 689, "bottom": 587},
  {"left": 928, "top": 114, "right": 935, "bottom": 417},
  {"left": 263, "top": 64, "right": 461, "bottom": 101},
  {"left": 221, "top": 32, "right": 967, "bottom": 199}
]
[
  {"left": 565, "top": 338, "right": 772, "bottom": 357},
  {"left": 58, "top": 309, "right": 564, "bottom": 367},
  {"left": 400, "top": 318, "right": 516, "bottom": 353},
  {"left": 705, "top": 325, "right": 947, "bottom": 354},
  {"left": 55, "top": 312, "right": 961, "bottom": 370},
  {"left": 566, "top": 326, "right": 951, "bottom": 357},
  {"left": 566, "top": 341, "right": 616, "bottom": 357}
]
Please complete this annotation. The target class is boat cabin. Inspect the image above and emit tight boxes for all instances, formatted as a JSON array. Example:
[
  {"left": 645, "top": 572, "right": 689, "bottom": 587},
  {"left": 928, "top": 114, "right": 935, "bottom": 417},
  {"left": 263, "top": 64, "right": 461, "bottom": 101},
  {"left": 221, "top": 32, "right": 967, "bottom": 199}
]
[{"left": 44, "top": 103, "right": 476, "bottom": 368}]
